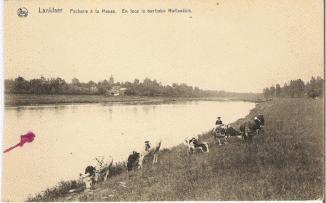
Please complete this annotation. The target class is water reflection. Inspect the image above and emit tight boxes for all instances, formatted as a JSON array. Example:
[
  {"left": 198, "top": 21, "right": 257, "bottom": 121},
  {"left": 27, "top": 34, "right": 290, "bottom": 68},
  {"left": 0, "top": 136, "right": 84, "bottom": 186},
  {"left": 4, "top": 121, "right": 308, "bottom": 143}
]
[{"left": 15, "top": 107, "right": 25, "bottom": 118}]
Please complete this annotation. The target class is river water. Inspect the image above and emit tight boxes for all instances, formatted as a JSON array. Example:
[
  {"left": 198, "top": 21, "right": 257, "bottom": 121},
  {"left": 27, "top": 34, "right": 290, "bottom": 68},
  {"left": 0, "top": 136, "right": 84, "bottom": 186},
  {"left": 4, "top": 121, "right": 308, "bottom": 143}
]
[{"left": 2, "top": 100, "right": 255, "bottom": 201}]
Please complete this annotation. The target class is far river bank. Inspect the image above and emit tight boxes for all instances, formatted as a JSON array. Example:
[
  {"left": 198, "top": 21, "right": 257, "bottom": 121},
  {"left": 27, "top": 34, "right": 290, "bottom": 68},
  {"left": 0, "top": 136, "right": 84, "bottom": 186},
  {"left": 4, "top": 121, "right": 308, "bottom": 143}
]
[{"left": 5, "top": 94, "right": 264, "bottom": 107}]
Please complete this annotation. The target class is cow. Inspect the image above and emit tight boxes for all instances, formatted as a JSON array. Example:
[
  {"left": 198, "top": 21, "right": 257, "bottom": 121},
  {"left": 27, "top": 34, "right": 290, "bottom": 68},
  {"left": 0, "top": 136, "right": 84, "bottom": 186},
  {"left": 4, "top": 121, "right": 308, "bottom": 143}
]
[
  {"left": 138, "top": 140, "right": 162, "bottom": 169},
  {"left": 212, "top": 124, "right": 242, "bottom": 145},
  {"left": 256, "top": 114, "right": 265, "bottom": 125},
  {"left": 79, "top": 156, "right": 113, "bottom": 189},
  {"left": 94, "top": 156, "right": 114, "bottom": 181},
  {"left": 79, "top": 166, "right": 96, "bottom": 189},
  {"left": 184, "top": 137, "right": 209, "bottom": 153},
  {"left": 212, "top": 124, "right": 228, "bottom": 145},
  {"left": 239, "top": 114, "right": 265, "bottom": 143},
  {"left": 127, "top": 151, "right": 140, "bottom": 172},
  {"left": 225, "top": 125, "right": 242, "bottom": 138},
  {"left": 255, "top": 114, "right": 265, "bottom": 135},
  {"left": 240, "top": 121, "right": 255, "bottom": 143}
]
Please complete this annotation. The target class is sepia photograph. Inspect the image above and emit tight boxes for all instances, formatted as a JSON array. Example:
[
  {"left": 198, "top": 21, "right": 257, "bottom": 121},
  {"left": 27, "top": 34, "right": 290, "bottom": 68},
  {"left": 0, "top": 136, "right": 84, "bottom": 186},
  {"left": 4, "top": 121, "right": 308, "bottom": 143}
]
[{"left": 1, "top": 0, "right": 325, "bottom": 201}]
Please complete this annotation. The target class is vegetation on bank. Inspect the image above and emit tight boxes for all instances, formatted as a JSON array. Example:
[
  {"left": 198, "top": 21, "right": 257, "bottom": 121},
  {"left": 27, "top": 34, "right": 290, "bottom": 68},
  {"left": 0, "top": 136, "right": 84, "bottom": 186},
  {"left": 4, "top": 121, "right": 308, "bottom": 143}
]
[
  {"left": 5, "top": 76, "right": 261, "bottom": 98},
  {"left": 263, "top": 76, "right": 324, "bottom": 99},
  {"left": 27, "top": 98, "right": 324, "bottom": 201},
  {"left": 27, "top": 163, "right": 126, "bottom": 201}
]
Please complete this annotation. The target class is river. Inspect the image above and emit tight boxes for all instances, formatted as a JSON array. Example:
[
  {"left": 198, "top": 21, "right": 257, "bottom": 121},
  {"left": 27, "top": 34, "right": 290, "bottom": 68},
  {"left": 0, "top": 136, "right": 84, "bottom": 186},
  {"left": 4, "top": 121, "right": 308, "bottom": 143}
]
[{"left": 2, "top": 100, "right": 255, "bottom": 201}]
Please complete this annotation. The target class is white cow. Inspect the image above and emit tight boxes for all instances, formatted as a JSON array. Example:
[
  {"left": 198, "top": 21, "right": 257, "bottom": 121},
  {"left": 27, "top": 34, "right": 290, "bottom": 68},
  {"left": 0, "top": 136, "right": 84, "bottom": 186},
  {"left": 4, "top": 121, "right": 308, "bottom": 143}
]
[
  {"left": 93, "top": 156, "right": 114, "bottom": 181},
  {"left": 79, "top": 156, "right": 113, "bottom": 189},
  {"left": 184, "top": 137, "right": 209, "bottom": 153},
  {"left": 138, "top": 139, "right": 162, "bottom": 168}
]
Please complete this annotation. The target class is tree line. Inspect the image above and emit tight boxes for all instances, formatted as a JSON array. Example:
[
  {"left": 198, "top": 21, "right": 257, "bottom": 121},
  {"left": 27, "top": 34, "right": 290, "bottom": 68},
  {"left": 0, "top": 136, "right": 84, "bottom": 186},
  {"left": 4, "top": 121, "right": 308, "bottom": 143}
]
[
  {"left": 263, "top": 76, "right": 324, "bottom": 99},
  {"left": 5, "top": 76, "right": 257, "bottom": 98}
]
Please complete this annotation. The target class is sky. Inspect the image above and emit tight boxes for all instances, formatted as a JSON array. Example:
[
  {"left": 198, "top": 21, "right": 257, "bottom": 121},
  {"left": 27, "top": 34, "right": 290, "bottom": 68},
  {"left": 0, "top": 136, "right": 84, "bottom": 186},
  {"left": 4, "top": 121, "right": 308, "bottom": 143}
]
[{"left": 4, "top": 0, "right": 324, "bottom": 93}]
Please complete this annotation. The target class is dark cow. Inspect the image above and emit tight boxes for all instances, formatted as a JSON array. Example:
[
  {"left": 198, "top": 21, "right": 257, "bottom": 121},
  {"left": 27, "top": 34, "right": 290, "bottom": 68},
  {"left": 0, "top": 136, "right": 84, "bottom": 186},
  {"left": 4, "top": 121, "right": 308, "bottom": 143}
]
[
  {"left": 127, "top": 151, "right": 140, "bottom": 171},
  {"left": 225, "top": 126, "right": 242, "bottom": 137},
  {"left": 257, "top": 114, "right": 265, "bottom": 125},
  {"left": 85, "top": 165, "right": 96, "bottom": 176},
  {"left": 255, "top": 114, "right": 265, "bottom": 134},
  {"left": 240, "top": 115, "right": 264, "bottom": 143},
  {"left": 79, "top": 165, "right": 96, "bottom": 189}
]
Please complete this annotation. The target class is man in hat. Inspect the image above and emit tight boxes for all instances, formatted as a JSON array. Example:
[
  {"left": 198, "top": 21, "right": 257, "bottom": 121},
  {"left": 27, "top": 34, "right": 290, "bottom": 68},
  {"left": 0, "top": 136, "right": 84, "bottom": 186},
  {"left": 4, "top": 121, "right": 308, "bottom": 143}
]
[
  {"left": 216, "top": 116, "right": 223, "bottom": 126},
  {"left": 215, "top": 116, "right": 225, "bottom": 134}
]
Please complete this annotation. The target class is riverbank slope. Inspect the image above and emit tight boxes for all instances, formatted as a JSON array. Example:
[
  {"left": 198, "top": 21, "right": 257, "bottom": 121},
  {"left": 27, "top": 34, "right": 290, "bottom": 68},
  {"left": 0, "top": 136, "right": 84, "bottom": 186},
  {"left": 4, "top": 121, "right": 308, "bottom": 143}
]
[{"left": 28, "top": 98, "right": 324, "bottom": 201}]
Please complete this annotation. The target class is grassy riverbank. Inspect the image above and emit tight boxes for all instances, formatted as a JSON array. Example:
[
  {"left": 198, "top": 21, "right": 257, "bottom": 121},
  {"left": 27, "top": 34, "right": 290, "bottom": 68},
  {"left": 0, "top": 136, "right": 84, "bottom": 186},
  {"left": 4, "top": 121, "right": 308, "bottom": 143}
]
[
  {"left": 5, "top": 94, "right": 263, "bottom": 107},
  {"left": 27, "top": 98, "right": 324, "bottom": 201}
]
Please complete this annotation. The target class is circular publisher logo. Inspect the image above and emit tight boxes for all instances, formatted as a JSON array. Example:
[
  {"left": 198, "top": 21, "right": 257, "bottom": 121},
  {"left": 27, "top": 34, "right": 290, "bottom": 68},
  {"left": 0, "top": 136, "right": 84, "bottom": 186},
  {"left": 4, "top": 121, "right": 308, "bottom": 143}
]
[{"left": 17, "top": 7, "right": 28, "bottom": 17}]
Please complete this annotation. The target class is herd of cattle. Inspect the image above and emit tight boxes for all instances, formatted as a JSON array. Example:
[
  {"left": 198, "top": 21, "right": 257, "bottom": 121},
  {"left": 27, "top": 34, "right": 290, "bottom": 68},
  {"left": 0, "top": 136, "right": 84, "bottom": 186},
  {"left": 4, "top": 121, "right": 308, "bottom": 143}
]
[
  {"left": 79, "top": 114, "right": 265, "bottom": 190},
  {"left": 213, "top": 114, "right": 265, "bottom": 145}
]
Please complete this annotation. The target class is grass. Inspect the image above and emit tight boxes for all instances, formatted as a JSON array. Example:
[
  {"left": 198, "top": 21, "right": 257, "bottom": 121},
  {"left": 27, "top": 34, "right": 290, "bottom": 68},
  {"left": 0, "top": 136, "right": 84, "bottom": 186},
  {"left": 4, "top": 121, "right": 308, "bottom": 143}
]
[
  {"left": 5, "top": 93, "right": 263, "bottom": 107},
  {"left": 27, "top": 98, "right": 324, "bottom": 201},
  {"left": 26, "top": 180, "right": 84, "bottom": 202},
  {"left": 27, "top": 162, "right": 126, "bottom": 202}
]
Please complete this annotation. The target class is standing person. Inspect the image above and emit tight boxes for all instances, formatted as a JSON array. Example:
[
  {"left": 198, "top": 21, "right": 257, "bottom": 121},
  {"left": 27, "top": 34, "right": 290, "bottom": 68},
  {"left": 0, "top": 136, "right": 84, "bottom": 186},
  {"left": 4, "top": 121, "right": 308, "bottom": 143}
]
[
  {"left": 215, "top": 116, "right": 224, "bottom": 134},
  {"left": 216, "top": 116, "right": 223, "bottom": 126},
  {"left": 213, "top": 116, "right": 227, "bottom": 144}
]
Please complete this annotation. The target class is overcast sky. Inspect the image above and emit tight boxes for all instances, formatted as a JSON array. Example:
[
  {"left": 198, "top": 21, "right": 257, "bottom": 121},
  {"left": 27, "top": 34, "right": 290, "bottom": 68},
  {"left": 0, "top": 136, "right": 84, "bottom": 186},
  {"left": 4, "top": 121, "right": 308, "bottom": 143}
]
[{"left": 4, "top": 0, "right": 324, "bottom": 93}]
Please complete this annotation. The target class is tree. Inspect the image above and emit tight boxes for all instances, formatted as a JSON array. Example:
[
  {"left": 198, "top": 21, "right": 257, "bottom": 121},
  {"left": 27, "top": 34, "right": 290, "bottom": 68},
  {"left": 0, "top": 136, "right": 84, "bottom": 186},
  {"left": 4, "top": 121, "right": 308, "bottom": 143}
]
[
  {"left": 71, "top": 78, "right": 80, "bottom": 86},
  {"left": 315, "top": 76, "right": 325, "bottom": 97},
  {"left": 262, "top": 76, "right": 323, "bottom": 98},
  {"left": 109, "top": 75, "right": 114, "bottom": 85},
  {"left": 263, "top": 87, "right": 270, "bottom": 99},
  {"left": 275, "top": 84, "right": 281, "bottom": 97},
  {"left": 281, "top": 83, "right": 289, "bottom": 97},
  {"left": 4, "top": 79, "right": 15, "bottom": 93},
  {"left": 14, "top": 76, "right": 29, "bottom": 93},
  {"left": 97, "top": 80, "right": 110, "bottom": 94},
  {"left": 269, "top": 86, "right": 276, "bottom": 97},
  {"left": 295, "top": 79, "right": 305, "bottom": 97},
  {"left": 306, "top": 76, "right": 324, "bottom": 98},
  {"left": 134, "top": 78, "right": 140, "bottom": 85}
]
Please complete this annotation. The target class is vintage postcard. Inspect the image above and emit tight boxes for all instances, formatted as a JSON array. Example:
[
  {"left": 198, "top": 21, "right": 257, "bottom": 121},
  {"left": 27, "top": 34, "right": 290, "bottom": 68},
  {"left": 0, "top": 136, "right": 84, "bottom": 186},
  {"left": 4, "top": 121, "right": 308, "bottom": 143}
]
[{"left": 2, "top": 0, "right": 324, "bottom": 201}]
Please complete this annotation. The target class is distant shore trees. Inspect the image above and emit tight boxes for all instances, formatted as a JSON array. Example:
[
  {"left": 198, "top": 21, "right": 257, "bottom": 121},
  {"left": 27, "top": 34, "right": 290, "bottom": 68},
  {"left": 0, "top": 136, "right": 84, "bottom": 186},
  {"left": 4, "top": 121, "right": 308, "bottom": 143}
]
[
  {"left": 5, "top": 76, "right": 260, "bottom": 98},
  {"left": 263, "top": 77, "right": 324, "bottom": 99}
]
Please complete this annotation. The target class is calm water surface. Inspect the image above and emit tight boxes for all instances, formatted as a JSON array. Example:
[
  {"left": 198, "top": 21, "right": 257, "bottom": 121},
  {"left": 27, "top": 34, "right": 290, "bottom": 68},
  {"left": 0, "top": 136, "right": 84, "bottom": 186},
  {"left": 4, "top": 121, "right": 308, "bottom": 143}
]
[{"left": 3, "top": 100, "right": 255, "bottom": 201}]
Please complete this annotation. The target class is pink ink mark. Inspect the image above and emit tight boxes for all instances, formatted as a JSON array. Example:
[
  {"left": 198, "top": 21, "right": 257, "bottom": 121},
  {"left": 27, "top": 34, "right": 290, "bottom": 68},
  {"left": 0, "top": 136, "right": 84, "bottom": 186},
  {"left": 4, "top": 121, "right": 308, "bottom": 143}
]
[{"left": 3, "top": 131, "right": 36, "bottom": 153}]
